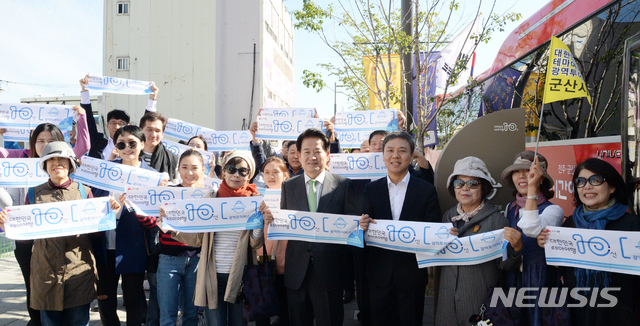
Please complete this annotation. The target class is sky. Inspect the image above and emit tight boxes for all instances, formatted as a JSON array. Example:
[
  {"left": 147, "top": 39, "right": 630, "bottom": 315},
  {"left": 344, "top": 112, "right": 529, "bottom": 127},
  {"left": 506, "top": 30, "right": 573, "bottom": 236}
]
[{"left": 0, "top": 0, "right": 546, "bottom": 120}]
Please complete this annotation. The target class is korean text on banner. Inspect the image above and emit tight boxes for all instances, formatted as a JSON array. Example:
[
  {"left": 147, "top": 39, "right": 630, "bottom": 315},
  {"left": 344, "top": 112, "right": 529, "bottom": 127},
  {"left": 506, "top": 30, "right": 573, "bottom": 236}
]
[
  {"left": 263, "top": 189, "right": 281, "bottom": 210},
  {"left": 125, "top": 186, "right": 213, "bottom": 216},
  {"left": 365, "top": 220, "right": 456, "bottom": 254},
  {"left": 544, "top": 226, "right": 640, "bottom": 276},
  {"left": 255, "top": 116, "right": 323, "bottom": 140},
  {"left": 201, "top": 130, "right": 252, "bottom": 151},
  {"left": 0, "top": 103, "right": 75, "bottom": 130},
  {"left": 329, "top": 153, "right": 387, "bottom": 180},
  {"left": 260, "top": 108, "right": 316, "bottom": 118},
  {"left": 162, "top": 197, "right": 264, "bottom": 232},
  {"left": 161, "top": 139, "right": 214, "bottom": 175},
  {"left": 334, "top": 109, "right": 398, "bottom": 132},
  {"left": 267, "top": 209, "right": 364, "bottom": 248},
  {"left": 165, "top": 118, "right": 214, "bottom": 142},
  {"left": 416, "top": 229, "right": 507, "bottom": 268},
  {"left": 85, "top": 75, "right": 153, "bottom": 95},
  {"left": 72, "top": 156, "right": 164, "bottom": 192},
  {"left": 543, "top": 36, "right": 591, "bottom": 105},
  {"left": 0, "top": 158, "right": 49, "bottom": 188},
  {"left": 4, "top": 197, "right": 116, "bottom": 240},
  {"left": 1, "top": 127, "right": 30, "bottom": 142}
]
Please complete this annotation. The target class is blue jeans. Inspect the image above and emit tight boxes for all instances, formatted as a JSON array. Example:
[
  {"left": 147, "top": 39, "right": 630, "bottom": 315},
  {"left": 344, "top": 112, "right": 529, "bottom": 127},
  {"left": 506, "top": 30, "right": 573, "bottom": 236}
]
[
  {"left": 147, "top": 272, "right": 160, "bottom": 326},
  {"left": 205, "top": 273, "right": 246, "bottom": 326},
  {"left": 157, "top": 254, "right": 200, "bottom": 326},
  {"left": 40, "top": 304, "right": 90, "bottom": 326}
]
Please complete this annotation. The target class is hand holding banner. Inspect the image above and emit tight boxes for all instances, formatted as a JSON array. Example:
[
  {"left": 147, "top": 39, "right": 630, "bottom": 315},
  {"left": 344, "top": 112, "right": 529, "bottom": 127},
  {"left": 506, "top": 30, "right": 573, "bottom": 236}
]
[
  {"left": 1, "top": 127, "right": 31, "bottom": 142},
  {"left": 0, "top": 158, "right": 49, "bottom": 188},
  {"left": 0, "top": 103, "right": 75, "bottom": 130},
  {"left": 544, "top": 226, "right": 640, "bottom": 276},
  {"left": 266, "top": 209, "right": 364, "bottom": 248},
  {"left": 125, "top": 186, "right": 213, "bottom": 216},
  {"left": 416, "top": 229, "right": 507, "bottom": 268},
  {"left": 165, "top": 118, "right": 214, "bottom": 142},
  {"left": 255, "top": 116, "right": 324, "bottom": 140},
  {"left": 72, "top": 156, "right": 164, "bottom": 192},
  {"left": 4, "top": 197, "right": 116, "bottom": 240},
  {"left": 329, "top": 153, "right": 387, "bottom": 180},
  {"left": 162, "top": 197, "right": 264, "bottom": 232},
  {"left": 260, "top": 108, "right": 316, "bottom": 118},
  {"left": 365, "top": 220, "right": 456, "bottom": 254},
  {"left": 85, "top": 75, "right": 153, "bottom": 95}
]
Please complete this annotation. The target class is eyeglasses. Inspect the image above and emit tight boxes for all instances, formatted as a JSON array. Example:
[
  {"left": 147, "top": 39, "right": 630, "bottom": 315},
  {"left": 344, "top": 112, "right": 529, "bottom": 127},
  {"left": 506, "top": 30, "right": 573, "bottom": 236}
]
[
  {"left": 116, "top": 141, "right": 139, "bottom": 150},
  {"left": 224, "top": 165, "right": 250, "bottom": 177},
  {"left": 108, "top": 121, "right": 127, "bottom": 127},
  {"left": 574, "top": 175, "right": 605, "bottom": 188},
  {"left": 453, "top": 179, "right": 480, "bottom": 189}
]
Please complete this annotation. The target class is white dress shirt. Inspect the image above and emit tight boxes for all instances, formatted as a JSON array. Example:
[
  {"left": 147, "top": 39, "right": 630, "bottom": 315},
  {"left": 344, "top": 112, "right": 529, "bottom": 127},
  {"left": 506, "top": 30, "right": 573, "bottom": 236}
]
[
  {"left": 304, "top": 170, "right": 326, "bottom": 209},
  {"left": 387, "top": 171, "right": 411, "bottom": 221}
]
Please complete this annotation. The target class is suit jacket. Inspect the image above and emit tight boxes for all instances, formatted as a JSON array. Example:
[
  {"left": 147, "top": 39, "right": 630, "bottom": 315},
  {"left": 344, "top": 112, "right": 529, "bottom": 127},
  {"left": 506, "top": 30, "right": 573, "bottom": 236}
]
[
  {"left": 280, "top": 171, "right": 358, "bottom": 291},
  {"left": 362, "top": 174, "right": 441, "bottom": 288}
]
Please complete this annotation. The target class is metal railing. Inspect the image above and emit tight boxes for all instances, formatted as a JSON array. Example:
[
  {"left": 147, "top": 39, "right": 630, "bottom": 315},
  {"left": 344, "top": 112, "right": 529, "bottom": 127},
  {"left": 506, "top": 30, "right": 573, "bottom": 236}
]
[{"left": 0, "top": 233, "right": 14, "bottom": 258}]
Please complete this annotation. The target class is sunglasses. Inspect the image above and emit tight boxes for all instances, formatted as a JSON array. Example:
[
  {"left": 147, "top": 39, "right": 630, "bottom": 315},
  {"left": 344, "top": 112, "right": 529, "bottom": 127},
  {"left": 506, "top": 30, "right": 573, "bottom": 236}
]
[
  {"left": 574, "top": 175, "right": 605, "bottom": 188},
  {"left": 224, "top": 165, "right": 250, "bottom": 177},
  {"left": 116, "top": 141, "right": 139, "bottom": 150},
  {"left": 453, "top": 179, "right": 480, "bottom": 189}
]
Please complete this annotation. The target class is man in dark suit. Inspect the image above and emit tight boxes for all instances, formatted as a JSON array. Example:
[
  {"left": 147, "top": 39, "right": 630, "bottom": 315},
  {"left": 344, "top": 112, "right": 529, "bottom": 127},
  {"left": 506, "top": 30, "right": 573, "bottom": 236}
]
[
  {"left": 360, "top": 131, "right": 441, "bottom": 326},
  {"left": 274, "top": 128, "right": 358, "bottom": 326}
]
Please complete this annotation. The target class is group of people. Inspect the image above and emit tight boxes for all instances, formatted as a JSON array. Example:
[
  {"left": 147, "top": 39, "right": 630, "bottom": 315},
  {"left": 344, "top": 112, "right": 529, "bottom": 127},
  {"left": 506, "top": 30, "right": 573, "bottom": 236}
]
[{"left": 0, "top": 76, "right": 638, "bottom": 326}]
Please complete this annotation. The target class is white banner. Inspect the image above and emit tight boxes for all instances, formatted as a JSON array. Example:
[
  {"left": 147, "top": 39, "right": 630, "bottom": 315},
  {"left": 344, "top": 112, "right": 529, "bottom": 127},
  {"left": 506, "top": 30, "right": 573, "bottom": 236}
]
[
  {"left": 0, "top": 103, "right": 74, "bottom": 130},
  {"left": 544, "top": 226, "right": 640, "bottom": 276},
  {"left": 365, "top": 220, "right": 456, "bottom": 254},
  {"left": 336, "top": 131, "right": 372, "bottom": 149},
  {"left": 162, "top": 197, "right": 264, "bottom": 232},
  {"left": 125, "top": 186, "right": 212, "bottom": 216},
  {"left": 4, "top": 197, "right": 116, "bottom": 240},
  {"left": 164, "top": 118, "right": 214, "bottom": 142},
  {"left": 0, "top": 158, "right": 49, "bottom": 188},
  {"left": 329, "top": 153, "right": 387, "bottom": 180},
  {"left": 85, "top": 75, "right": 153, "bottom": 95},
  {"left": 161, "top": 139, "right": 213, "bottom": 175},
  {"left": 262, "top": 189, "right": 281, "bottom": 210},
  {"left": 201, "top": 130, "right": 252, "bottom": 151},
  {"left": 334, "top": 109, "right": 398, "bottom": 132},
  {"left": 2, "top": 127, "right": 31, "bottom": 142},
  {"left": 266, "top": 209, "right": 364, "bottom": 248},
  {"left": 72, "top": 156, "right": 164, "bottom": 193},
  {"left": 255, "top": 116, "right": 323, "bottom": 140},
  {"left": 416, "top": 229, "right": 508, "bottom": 268},
  {"left": 203, "top": 177, "right": 222, "bottom": 190},
  {"left": 260, "top": 108, "right": 316, "bottom": 118}
]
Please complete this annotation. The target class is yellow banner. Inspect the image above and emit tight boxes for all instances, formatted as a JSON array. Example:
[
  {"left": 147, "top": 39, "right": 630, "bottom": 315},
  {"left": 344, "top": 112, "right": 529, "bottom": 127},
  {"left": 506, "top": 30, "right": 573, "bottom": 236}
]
[
  {"left": 524, "top": 73, "right": 543, "bottom": 138},
  {"left": 543, "top": 36, "right": 591, "bottom": 105},
  {"left": 363, "top": 54, "right": 402, "bottom": 110}
]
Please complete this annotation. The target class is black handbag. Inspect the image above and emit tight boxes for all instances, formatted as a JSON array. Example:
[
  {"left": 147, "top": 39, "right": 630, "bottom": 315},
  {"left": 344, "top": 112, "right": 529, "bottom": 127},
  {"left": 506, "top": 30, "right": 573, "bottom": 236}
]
[{"left": 240, "top": 244, "right": 280, "bottom": 322}]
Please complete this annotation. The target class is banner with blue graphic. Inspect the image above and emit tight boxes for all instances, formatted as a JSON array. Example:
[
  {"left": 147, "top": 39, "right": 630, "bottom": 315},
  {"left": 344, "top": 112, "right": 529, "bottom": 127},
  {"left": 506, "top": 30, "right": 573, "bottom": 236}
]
[
  {"left": 266, "top": 209, "right": 364, "bottom": 248},
  {"left": 333, "top": 109, "right": 398, "bottom": 148},
  {"left": 0, "top": 103, "right": 75, "bottom": 130},
  {"left": 416, "top": 229, "right": 507, "bottom": 268},
  {"left": 161, "top": 139, "right": 213, "bottom": 175},
  {"left": 201, "top": 130, "right": 251, "bottom": 151},
  {"left": 329, "top": 153, "right": 387, "bottom": 180},
  {"left": 1, "top": 127, "right": 31, "bottom": 142},
  {"left": 4, "top": 197, "right": 117, "bottom": 240},
  {"left": 336, "top": 131, "right": 372, "bottom": 149},
  {"left": 161, "top": 197, "right": 264, "bottom": 232},
  {"left": 0, "top": 158, "right": 49, "bottom": 188},
  {"left": 263, "top": 189, "right": 281, "bottom": 210},
  {"left": 260, "top": 108, "right": 316, "bottom": 118},
  {"left": 85, "top": 75, "right": 153, "bottom": 95},
  {"left": 125, "top": 186, "right": 213, "bottom": 216},
  {"left": 365, "top": 220, "right": 456, "bottom": 254},
  {"left": 165, "top": 118, "right": 215, "bottom": 142},
  {"left": 72, "top": 156, "right": 164, "bottom": 192},
  {"left": 256, "top": 116, "right": 324, "bottom": 140},
  {"left": 203, "top": 177, "right": 222, "bottom": 190},
  {"left": 544, "top": 226, "right": 640, "bottom": 276}
]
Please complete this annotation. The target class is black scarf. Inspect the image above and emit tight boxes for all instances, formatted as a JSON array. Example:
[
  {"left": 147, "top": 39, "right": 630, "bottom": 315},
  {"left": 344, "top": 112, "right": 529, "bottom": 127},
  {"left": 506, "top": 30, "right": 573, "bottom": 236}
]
[{"left": 150, "top": 141, "right": 178, "bottom": 180}]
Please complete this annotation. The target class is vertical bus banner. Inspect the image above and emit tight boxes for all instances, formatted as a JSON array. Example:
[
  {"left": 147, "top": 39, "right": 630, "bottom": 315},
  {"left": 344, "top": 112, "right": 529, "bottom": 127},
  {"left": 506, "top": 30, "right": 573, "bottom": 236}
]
[
  {"left": 162, "top": 197, "right": 264, "bottom": 232},
  {"left": 72, "top": 156, "right": 164, "bottom": 192},
  {"left": 260, "top": 108, "right": 316, "bottom": 118},
  {"left": 0, "top": 158, "right": 49, "bottom": 188},
  {"left": 201, "top": 130, "right": 252, "bottom": 151},
  {"left": 364, "top": 220, "right": 456, "bottom": 254},
  {"left": 416, "top": 229, "right": 507, "bottom": 268},
  {"left": 161, "top": 139, "right": 214, "bottom": 175},
  {"left": 4, "top": 197, "right": 116, "bottom": 240},
  {"left": 334, "top": 109, "right": 398, "bottom": 132},
  {"left": 255, "top": 116, "right": 324, "bottom": 140},
  {"left": 544, "top": 226, "right": 640, "bottom": 276},
  {"left": 85, "top": 75, "right": 153, "bottom": 95},
  {"left": 329, "top": 153, "right": 387, "bottom": 180},
  {"left": 266, "top": 209, "right": 364, "bottom": 248},
  {"left": 125, "top": 186, "right": 213, "bottom": 216},
  {"left": 0, "top": 103, "right": 75, "bottom": 130},
  {"left": 164, "top": 118, "right": 214, "bottom": 142},
  {"left": 1, "top": 127, "right": 31, "bottom": 142}
]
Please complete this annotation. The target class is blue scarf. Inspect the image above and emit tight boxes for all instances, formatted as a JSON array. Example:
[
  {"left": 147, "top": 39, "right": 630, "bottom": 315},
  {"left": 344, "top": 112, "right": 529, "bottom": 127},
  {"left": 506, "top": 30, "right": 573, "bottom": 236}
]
[{"left": 572, "top": 202, "right": 627, "bottom": 288}]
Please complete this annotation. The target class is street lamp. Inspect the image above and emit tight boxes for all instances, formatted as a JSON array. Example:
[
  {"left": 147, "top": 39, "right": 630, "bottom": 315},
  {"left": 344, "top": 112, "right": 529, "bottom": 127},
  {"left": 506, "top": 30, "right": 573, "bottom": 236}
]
[{"left": 334, "top": 82, "right": 344, "bottom": 116}]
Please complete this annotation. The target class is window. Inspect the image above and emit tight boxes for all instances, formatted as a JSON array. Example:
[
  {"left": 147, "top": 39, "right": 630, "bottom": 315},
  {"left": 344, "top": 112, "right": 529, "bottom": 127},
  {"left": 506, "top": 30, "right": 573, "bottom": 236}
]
[
  {"left": 116, "top": 57, "right": 129, "bottom": 70},
  {"left": 117, "top": 2, "right": 129, "bottom": 15}
]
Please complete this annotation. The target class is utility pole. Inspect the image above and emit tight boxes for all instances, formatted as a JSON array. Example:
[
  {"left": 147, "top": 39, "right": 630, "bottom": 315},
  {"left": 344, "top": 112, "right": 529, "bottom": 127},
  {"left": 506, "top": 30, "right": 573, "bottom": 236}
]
[{"left": 401, "top": 0, "right": 413, "bottom": 131}]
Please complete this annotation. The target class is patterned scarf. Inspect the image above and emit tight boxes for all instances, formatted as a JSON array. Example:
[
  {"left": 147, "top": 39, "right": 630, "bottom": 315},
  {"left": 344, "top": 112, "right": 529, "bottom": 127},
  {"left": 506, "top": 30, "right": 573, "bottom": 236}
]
[{"left": 451, "top": 200, "right": 485, "bottom": 223}]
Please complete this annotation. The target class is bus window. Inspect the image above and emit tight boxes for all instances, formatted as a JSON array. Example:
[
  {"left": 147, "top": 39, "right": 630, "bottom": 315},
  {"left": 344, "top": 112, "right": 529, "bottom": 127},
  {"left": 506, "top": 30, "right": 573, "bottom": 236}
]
[{"left": 623, "top": 32, "right": 640, "bottom": 214}]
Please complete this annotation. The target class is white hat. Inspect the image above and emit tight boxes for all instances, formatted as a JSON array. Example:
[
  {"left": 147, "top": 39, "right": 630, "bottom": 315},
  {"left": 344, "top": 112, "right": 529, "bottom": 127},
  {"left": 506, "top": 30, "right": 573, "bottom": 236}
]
[
  {"left": 39, "top": 141, "right": 77, "bottom": 175},
  {"left": 223, "top": 150, "right": 256, "bottom": 179},
  {"left": 446, "top": 156, "right": 493, "bottom": 189}
]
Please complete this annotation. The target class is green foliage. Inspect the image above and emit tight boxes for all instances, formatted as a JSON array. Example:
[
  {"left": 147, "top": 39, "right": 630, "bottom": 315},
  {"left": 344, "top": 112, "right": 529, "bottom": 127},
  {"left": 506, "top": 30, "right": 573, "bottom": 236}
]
[{"left": 302, "top": 70, "right": 326, "bottom": 92}]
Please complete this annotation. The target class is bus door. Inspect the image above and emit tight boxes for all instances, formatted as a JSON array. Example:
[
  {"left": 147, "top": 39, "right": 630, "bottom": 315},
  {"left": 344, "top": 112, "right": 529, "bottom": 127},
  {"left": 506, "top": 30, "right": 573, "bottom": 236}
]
[{"left": 622, "top": 32, "right": 640, "bottom": 214}]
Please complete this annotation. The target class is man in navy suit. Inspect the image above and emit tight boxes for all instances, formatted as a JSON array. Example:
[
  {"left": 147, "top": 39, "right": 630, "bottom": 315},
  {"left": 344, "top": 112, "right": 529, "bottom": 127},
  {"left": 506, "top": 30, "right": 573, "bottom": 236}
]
[{"left": 360, "top": 131, "right": 441, "bottom": 326}]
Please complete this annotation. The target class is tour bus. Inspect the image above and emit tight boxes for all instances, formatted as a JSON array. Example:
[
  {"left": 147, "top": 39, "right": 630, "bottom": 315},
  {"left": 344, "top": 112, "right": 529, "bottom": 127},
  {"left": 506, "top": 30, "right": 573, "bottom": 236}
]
[{"left": 457, "top": 0, "right": 640, "bottom": 214}]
